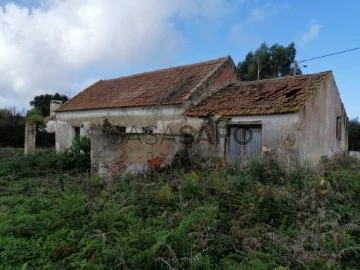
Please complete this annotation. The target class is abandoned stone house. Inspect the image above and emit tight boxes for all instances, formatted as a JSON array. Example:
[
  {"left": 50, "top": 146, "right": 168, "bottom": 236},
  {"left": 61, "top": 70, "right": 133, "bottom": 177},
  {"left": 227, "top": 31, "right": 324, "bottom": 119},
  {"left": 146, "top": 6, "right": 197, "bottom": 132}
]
[{"left": 54, "top": 56, "right": 348, "bottom": 175}]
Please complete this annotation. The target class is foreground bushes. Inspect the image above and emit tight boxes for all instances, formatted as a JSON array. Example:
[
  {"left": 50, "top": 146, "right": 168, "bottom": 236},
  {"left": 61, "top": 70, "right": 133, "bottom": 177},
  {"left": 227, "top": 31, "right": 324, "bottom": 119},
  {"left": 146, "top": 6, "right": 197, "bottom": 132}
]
[
  {"left": 0, "top": 137, "right": 90, "bottom": 178},
  {"left": 0, "top": 154, "right": 359, "bottom": 269}
]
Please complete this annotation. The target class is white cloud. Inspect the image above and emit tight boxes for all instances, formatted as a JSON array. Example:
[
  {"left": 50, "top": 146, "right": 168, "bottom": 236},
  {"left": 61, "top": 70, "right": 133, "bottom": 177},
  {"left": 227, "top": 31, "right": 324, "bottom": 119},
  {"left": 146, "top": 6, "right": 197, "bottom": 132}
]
[
  {"left": 230, "top": 3, "right": 288, "bottom": 47},
  {"left": 300, "top": 19, "right": 321, "bottom": 45},
  {"left": 249, "top": 4, "right": 289, "bottom": 23},
  {"left": 0, "top": 0, "right": 232, "bottom": 110},
  {"left": 229, "top": 22, "right": 260, "bottom": 48},
  {"left": 250, "top": 8, "right": 267, "bottom": 22}
]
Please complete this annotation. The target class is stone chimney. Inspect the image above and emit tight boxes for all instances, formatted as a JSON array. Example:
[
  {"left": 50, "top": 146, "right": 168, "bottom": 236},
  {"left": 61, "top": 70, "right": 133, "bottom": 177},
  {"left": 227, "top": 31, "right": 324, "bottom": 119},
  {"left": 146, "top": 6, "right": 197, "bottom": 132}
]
[{"left": 50, "top": 100, "right": 62, "bottom": 117}]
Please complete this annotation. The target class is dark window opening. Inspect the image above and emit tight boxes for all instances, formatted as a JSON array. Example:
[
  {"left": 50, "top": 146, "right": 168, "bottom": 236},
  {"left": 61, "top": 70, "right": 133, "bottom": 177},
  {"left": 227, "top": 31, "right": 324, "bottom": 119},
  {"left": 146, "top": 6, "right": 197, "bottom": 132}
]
[
  {"left": 336, "top": 116, "right": 342, "bottom": 140},
  {"left": 74, "top": 127, "right": 80, "bottom": 138}
]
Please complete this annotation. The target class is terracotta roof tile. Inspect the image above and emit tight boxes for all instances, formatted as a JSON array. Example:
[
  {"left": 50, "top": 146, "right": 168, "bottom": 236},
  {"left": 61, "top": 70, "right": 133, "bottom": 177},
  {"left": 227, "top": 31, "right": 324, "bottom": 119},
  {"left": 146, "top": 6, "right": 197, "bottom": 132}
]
[
  {"left": 57, "top": 56, "right": 230, "bottom": 112},
  {"left": 183, "top": 71, "right": 331, "bottom": 117}
]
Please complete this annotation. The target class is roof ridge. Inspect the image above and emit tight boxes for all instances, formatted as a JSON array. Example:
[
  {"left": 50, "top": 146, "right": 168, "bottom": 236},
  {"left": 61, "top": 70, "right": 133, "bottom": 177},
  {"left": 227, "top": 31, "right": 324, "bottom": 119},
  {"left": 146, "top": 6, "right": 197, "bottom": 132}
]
[
  {"left": 183, "top": 56, "right": 233, "bottom": 102},
  {"left": 235, "top": 70, "right": 332, "bottom": 85},
  {"left": 104, "top": 56, "right": 229, "bottom": 82},
  {"left": 190, "top": 79, "right": 233, "bottom": 107}
]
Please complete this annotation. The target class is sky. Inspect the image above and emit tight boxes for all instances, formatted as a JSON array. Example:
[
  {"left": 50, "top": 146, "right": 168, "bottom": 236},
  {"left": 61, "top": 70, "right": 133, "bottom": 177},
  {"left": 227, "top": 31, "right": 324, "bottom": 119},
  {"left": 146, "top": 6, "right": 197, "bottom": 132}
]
[{"left": 0, "top": 0, "right": 359, "bottom": 119}]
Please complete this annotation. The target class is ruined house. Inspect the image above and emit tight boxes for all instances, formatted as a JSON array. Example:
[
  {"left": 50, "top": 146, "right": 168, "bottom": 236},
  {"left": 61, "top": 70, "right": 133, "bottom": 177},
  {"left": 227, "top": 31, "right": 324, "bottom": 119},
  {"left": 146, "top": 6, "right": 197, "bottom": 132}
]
[{"left": 54, "top": 56, "right": 347, "bottom": 175}]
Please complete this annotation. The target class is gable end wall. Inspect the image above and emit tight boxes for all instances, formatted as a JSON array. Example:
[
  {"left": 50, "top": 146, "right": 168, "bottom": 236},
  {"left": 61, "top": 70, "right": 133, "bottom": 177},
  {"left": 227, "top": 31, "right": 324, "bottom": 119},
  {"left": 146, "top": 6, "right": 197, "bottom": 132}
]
[{"left": 299, "top": 74, "right": 347, "bottom": 162}]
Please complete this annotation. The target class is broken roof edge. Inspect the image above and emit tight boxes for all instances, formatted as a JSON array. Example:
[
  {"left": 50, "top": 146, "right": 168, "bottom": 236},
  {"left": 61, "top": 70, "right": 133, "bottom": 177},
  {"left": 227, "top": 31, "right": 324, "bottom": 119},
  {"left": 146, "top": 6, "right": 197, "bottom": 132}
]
[{"left": 56, "top": 56, "right": 230, "bottom": 113}]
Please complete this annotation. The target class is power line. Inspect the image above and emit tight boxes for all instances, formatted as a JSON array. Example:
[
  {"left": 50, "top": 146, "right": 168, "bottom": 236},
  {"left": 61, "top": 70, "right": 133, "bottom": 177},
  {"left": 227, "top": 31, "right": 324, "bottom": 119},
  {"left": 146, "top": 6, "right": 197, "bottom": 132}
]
[
  {"left": 298, "top": 47, "right": 360, "bottom": 63},
  {"left": 57, "top": 90, "right": 74, "bottom": 98}
]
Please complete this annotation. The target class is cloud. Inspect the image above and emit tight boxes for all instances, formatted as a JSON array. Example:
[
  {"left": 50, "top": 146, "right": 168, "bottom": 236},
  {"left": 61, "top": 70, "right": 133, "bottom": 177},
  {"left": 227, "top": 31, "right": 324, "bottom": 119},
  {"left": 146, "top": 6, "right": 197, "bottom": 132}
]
[
  {"left": 300, "top": 19, "right": 321, "bottom": 45},
  {"left": 229, "top": 22, "right": 261, "bottom": 49},
  {"left": 230, "top": 3, "right": 288, "bottom": 47},
  {"left": 249, "top": 3, "right": 289, "bottom": 23},
  {"left": 0, "top": 0, "right": 232, "bottom": 110}
]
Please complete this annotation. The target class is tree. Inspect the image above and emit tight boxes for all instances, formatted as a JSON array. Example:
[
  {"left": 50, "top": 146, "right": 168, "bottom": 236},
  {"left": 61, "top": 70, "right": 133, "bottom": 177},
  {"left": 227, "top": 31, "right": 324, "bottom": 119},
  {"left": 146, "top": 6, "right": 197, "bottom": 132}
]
[
  {"left": 348, "top": 118, "right": 360, "bottom": 151},
  {"left": 25, "top": 108, "right": 46, "bottom": 131},
  {"left": 29, "top": 93, "right": 68, "bottom": 117},
  {"left": 0, "top": 107, "right": 24, "bottom": 127},
  {"left": 237, "top": 42, "right": 301, "bottom": 81}
]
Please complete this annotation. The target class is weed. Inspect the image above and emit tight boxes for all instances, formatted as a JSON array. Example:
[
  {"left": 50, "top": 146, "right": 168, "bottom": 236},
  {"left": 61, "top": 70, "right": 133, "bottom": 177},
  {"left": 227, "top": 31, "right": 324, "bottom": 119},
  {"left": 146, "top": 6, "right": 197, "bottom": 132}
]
[{"left": 0, "top": 155, "right": 359, "bottom": 269}]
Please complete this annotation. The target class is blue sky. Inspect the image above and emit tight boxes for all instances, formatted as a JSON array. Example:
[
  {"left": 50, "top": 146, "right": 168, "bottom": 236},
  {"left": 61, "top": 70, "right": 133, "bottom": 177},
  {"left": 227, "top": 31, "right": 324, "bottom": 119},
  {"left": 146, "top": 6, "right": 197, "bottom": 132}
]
[{"left": 0, "top": 0, "right": 359, "bottom": 118}]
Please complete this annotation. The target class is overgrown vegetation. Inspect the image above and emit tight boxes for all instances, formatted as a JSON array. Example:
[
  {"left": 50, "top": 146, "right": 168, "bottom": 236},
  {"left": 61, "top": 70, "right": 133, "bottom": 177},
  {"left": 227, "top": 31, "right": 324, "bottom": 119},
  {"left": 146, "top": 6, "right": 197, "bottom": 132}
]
[
  {"left": 349, "top": 117, "right": 360, "bottom": 151},
  {"left": 0, "top": 107, "right": 55, "bottom": 148},
  {"left": 0, "top": 150, "right": 359, "bottom": 269},
  {"left": 0, "top": 136, "right": 90, "bottom": 177}
]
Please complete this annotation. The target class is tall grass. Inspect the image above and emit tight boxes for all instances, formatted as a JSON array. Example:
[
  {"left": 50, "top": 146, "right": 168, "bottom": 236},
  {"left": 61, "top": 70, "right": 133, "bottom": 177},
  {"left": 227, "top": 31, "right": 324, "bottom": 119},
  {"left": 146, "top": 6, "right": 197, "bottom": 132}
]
[{"left": 0, "top": 151, "right": 359, "bottom": 269}]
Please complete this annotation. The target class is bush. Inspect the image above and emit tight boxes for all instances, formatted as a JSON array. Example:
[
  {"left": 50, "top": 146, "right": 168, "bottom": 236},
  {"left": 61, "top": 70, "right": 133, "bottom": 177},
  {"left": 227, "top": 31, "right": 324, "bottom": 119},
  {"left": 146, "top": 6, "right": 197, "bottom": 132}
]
[
  {"left": 0, "top": 155, "right": 359, "bottom": 269},
  {"left": 0, "top": 137, "right": 91, "bottom": 179},
  {"left": 60, "top": 136, "right": 91, "bottom": 171}
]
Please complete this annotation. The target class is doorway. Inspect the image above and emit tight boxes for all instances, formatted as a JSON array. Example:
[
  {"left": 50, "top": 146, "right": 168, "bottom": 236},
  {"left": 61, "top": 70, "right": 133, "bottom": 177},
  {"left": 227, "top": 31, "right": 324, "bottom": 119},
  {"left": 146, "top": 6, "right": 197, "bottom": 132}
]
[{"left": 226, "top": 125, "right": 262, "bottom": 165}]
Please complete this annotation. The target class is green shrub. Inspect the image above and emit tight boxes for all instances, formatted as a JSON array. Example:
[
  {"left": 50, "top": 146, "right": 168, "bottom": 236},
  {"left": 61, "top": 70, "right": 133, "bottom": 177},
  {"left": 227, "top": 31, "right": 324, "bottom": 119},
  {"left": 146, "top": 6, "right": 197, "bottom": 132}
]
[
  {"left": 0, "top": 154, "right": 359, "bottom": 269},
  {"left": 60, "top": 136, "right": 91, "bottom": 171}
]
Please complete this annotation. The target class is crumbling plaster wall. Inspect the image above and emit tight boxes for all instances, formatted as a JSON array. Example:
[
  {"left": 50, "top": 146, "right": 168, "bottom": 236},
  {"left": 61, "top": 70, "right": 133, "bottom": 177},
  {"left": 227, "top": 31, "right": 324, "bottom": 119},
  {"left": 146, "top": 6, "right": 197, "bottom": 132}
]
[
  {"left": 24, "top": 123, "right": 36, "bottom": 155},
  {"left": 56, "top": 107, "right": 205, "bottom": 175},
  {"left": 299, "top": 74, "right": 348, "bottom": 163},
  {"left": 189, "top": 113, "right": 301, "bottom": 165},
  {"left": 55, "top": 120, "right": 77, "bottom": 151}
]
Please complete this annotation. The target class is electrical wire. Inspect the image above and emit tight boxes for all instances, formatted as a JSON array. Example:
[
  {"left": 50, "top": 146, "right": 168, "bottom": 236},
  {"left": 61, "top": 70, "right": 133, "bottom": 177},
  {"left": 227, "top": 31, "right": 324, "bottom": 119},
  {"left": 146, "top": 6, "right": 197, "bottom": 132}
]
[{"left": 299, "top": 47, "right": 360, "bottom": 63}]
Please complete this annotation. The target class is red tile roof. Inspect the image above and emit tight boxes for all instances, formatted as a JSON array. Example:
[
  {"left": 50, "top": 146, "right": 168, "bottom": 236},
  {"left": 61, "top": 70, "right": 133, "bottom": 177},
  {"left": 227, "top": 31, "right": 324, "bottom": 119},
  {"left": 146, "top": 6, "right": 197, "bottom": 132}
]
[
  {"left": 57, "top": 56, "right": 231, "bottom": 112},
  {"left": 183, "top": 71, "right": 331, "bottom": 117}
]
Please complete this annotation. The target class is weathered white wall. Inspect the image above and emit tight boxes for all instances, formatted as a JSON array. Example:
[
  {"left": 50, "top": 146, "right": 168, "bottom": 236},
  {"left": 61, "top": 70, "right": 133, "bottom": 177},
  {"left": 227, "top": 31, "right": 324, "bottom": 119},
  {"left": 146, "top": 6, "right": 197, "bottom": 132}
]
[
  {"left": 188, "top": 113, "right": 301, "bottom": 165},
  {"left": 55, "top": 106, "right": 205, "bottom": 174},
  {"left": 45, "top": 120, "right": 57, "bottom": 133},
  {"left": 55, "top": 120, "right": 76, "bottom": 151},
  {"left": 299, "top": 74, "right": 348, "bottom": 163},
  {"left": 55, "top": 106, "right": 302, "bottom": 171}
]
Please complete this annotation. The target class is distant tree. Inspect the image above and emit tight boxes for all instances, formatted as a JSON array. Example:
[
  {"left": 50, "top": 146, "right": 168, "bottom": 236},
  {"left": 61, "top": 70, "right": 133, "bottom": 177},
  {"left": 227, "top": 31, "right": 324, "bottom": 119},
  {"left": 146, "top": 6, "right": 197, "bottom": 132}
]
[
  {"left": 25, "top": 108, "right": 46, "bottom": 131},
  {"left": 348, "top": 118, "right": 360, "bottom": 151},
  {"left": 237, "top": 42, "right": 301, "bottom": 81},
  {"left": 0, "top": 107, "right": 24, "bottom": 127},
  {"left": 29, "top": 93, "right": 68, "bottom": 117}
]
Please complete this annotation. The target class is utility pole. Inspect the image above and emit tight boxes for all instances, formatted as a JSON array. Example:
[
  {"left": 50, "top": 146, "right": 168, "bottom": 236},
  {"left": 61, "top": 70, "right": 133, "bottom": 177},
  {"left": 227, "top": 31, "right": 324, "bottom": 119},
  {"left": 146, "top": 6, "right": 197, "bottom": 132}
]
[
  {"left": 257, "top": 58, "right": 260, "bottom": 80},
  {"left": 293, "top": 60, "right": 298, "bottom": 76}
]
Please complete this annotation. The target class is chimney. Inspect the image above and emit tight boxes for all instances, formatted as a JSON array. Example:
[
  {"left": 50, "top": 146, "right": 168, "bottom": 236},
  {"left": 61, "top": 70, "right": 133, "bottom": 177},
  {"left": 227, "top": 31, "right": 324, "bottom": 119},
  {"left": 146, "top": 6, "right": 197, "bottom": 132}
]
[{"left": 50, "top": 100, "right": 62, "bottom": 117}]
